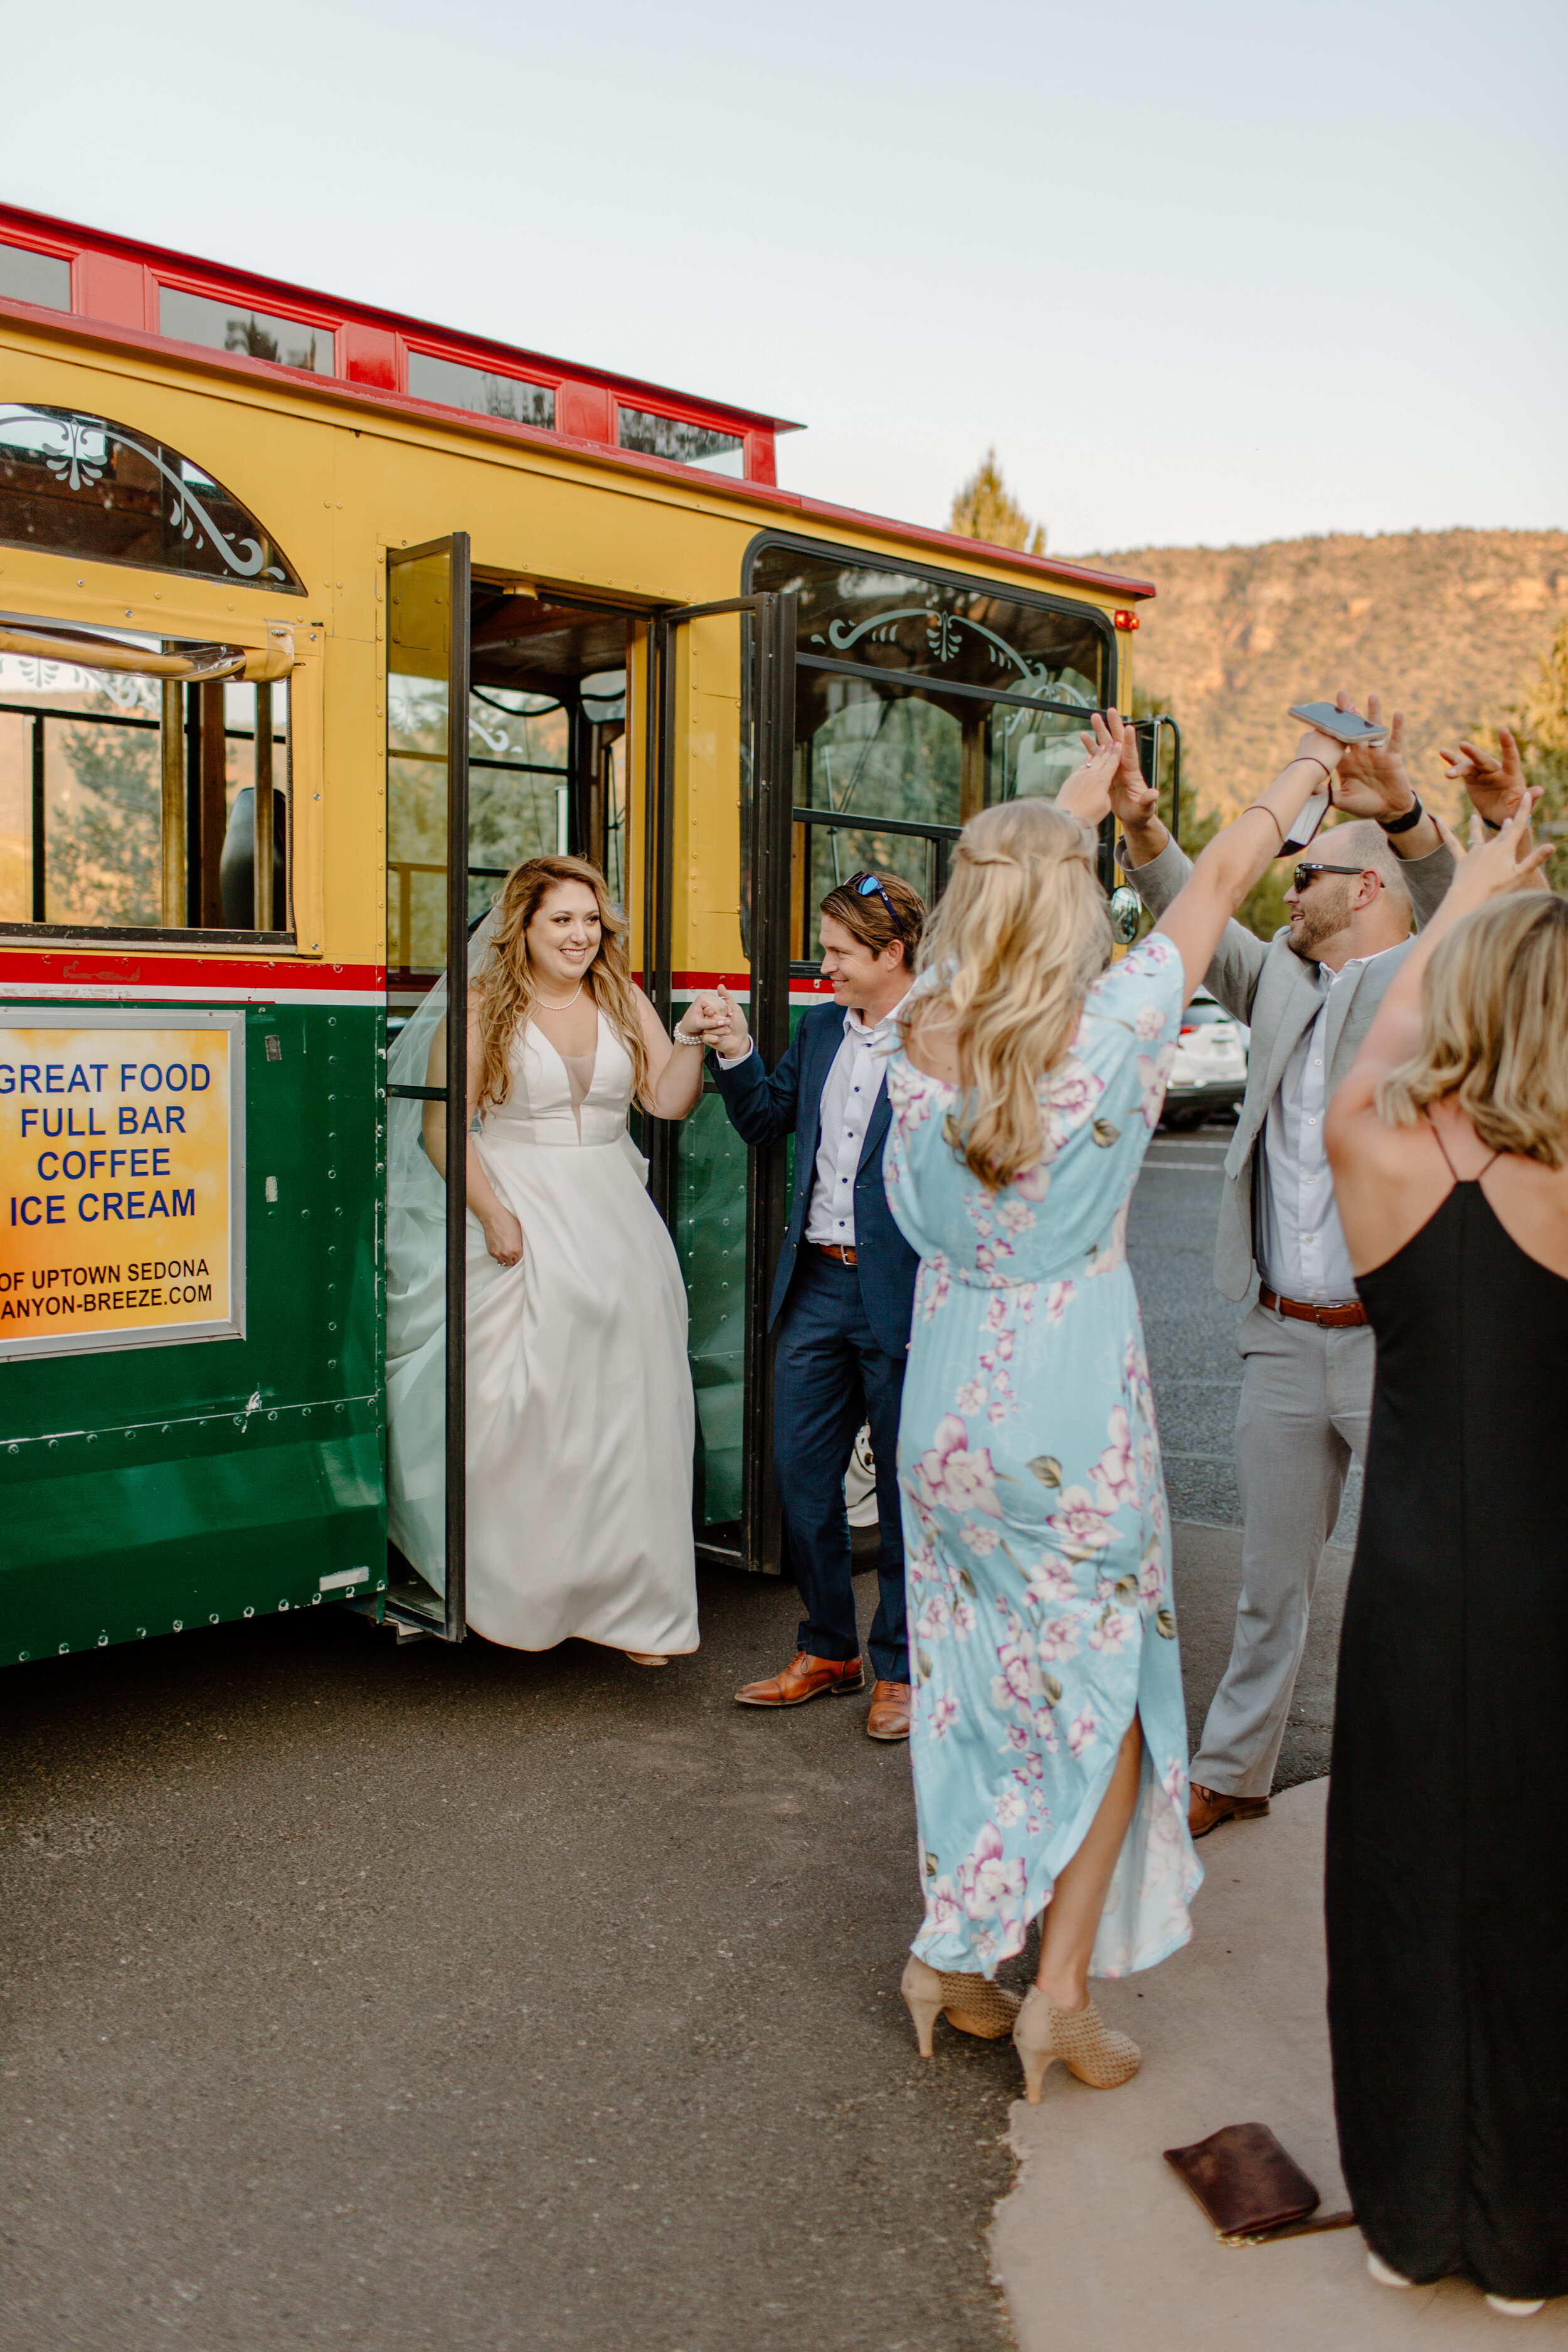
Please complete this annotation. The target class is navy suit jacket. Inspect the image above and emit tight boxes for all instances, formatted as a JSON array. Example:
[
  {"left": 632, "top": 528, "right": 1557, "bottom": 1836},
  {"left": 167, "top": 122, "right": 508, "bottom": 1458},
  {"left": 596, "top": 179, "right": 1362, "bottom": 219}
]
[{"left": 707, "top": 1000, "right": 919, "bottom": 1359}]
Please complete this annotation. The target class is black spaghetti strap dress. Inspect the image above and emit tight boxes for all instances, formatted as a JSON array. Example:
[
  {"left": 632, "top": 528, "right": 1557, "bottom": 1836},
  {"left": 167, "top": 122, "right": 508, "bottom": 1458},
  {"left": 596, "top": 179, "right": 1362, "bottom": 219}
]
[{"left": 1326, "top": 1150, "right": 1568, "bottom": 2301}]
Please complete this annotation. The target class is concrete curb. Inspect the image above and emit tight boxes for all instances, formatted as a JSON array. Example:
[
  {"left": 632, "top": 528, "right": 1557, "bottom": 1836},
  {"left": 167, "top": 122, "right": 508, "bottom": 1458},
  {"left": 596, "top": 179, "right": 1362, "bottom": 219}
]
[{"left": 988, "top": 1779, "right": 1568, "bottom": 2346}]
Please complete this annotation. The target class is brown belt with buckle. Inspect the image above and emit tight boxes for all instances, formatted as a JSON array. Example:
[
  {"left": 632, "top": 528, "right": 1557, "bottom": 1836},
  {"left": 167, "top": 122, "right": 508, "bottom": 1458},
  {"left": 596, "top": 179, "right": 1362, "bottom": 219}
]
[
  {"left": 1259, "top": 1283, "right": 1365, "bottom": 1328},
  {"left": 814, "top": 1242, "right": 858, "bottom": 1266}
]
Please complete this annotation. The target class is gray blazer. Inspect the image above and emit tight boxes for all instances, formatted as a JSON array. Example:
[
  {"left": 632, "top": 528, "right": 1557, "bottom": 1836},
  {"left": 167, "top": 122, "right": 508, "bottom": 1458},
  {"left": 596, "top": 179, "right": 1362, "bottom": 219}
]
[{"left": 1123, "top": 837, "right": 1454, "bottom": 1298}]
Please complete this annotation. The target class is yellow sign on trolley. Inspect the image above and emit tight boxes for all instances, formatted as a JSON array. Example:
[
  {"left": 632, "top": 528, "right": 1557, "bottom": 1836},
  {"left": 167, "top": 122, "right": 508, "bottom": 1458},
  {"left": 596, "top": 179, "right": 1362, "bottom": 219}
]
[{"left": 0, "top": 1010, "right": 245, "bottom": 1360}]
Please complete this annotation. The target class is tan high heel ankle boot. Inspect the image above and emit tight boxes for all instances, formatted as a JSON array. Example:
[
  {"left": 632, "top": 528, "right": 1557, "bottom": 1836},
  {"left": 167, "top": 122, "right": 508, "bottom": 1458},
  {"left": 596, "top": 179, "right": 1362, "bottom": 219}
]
[
  {"left": 901, "top": 1956, "right": 945, "bottom": 2058},
  {"left": 938, "top": 1972, "right": 1023, "bottom": 2040},
  {"left": 1012, "top": 1985, "right": 1141, "bottom": 2102},
  {"left": 901, "top": 1957, "right": 1024, "bottom": 2055}
]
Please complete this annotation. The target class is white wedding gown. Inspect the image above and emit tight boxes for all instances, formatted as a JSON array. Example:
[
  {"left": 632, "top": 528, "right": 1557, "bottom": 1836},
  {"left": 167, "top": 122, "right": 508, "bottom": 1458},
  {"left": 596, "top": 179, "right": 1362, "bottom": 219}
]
[{"left": 387, "top": 1009, "right": 699, "bottom": 1655}]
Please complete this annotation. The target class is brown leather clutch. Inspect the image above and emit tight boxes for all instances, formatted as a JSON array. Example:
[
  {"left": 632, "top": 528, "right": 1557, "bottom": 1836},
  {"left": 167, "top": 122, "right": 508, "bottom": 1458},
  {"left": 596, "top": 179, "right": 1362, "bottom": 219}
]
[{"left": 1163, "top": 2122, "right": 1353, "bottom": 2244}]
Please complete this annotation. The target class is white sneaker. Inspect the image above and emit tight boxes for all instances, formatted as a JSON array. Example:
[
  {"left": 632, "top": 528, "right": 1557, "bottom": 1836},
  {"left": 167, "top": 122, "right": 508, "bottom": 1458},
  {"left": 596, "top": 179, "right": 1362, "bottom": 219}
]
[
  {"left": 1485, "top": 2297, "right": 1545, "bottom": 2318},
  {"left": 1367, "top": 2250, "right": 1414, "bottom": 2289}
]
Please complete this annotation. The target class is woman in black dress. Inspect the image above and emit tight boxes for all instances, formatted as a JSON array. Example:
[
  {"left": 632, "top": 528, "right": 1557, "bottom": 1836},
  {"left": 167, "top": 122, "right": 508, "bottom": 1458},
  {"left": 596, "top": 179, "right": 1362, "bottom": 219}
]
[{"left": 1324, "top": 787, "right": 1565, "bottom": 2319}]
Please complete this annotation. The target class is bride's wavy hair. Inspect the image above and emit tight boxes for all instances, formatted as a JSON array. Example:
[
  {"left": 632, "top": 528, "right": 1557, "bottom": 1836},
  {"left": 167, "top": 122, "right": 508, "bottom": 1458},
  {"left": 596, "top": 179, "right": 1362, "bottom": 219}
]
[
  {"left": 909, "top": 799, "right": 1111, "bottom": 1192},
  {"left": 474, "top": 856, "right": 650, "bottom": 1113}
]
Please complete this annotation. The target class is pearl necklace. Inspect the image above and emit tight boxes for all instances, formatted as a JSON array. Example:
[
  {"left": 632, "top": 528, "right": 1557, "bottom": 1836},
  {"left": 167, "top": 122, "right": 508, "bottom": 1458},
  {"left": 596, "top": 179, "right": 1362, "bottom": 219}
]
[{"left": 532, "top": 978, "right": 586, "bottom": 1011}]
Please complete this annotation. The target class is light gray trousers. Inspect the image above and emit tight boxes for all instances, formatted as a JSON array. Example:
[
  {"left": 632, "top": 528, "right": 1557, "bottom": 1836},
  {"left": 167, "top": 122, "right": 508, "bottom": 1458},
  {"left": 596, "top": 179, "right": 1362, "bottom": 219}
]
[{"left": 1191, "top": 1302, "right": 1374, "bottom": 1800}]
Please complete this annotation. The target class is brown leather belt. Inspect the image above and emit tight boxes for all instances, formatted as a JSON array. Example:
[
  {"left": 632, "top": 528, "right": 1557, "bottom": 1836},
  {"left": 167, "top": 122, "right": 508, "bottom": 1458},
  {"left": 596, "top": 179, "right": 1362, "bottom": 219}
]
[
  {"left": 813, "top": 1242, "right": 858, "bottom": 1266},
  {"left": 1260, "top": 1283, "right": 1365, "bottom": 1328}
]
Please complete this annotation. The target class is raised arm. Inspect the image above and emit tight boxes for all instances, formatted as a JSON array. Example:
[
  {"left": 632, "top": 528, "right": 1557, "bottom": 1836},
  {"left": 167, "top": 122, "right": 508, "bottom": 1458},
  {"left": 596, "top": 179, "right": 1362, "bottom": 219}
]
[
  {"left": 1326, "top": 796, "right": 1550, "bottom": 1160},
  {"left": 700, "top": 985, "right": 811, "bottom": 1149},
  {"left": 1145, "top": 726, "right": 1348, "bottom": 1002},
  {"left": 637, "top": 987, "right": 724, "bottom": 1120},
  {"left": 1103, "top": 729, "right": 1271, "bottom": 1020}
]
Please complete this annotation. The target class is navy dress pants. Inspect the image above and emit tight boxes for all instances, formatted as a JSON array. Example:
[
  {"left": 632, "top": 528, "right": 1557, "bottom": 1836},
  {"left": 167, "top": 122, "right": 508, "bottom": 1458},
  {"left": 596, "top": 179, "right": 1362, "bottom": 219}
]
[{"left": 772, "top": 1248, "right": 909, "bottom": 1685}]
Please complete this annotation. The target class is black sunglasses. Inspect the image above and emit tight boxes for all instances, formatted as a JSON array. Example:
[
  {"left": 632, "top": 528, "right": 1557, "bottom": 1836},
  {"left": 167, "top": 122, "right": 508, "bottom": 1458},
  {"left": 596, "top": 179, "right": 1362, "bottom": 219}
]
[
  {"left": 845, "top": 870, "right": 902, "bottom": 930},
  {"left": 1292, "top": 861, "right": 1370, "bottom": 893}
]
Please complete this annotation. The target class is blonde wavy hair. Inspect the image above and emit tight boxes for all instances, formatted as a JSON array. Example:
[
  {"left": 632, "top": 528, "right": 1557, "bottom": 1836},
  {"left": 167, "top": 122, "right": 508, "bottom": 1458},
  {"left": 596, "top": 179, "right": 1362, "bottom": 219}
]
[
  {"left": 1376, "top": 893, "right": 1568, "bottom": 1167},
  {"left": 472, "top": 856, "right": 650, "bottom": 1113},
  {"left": 909, "top": 799, "right": 1111, "bottom": 1190}
]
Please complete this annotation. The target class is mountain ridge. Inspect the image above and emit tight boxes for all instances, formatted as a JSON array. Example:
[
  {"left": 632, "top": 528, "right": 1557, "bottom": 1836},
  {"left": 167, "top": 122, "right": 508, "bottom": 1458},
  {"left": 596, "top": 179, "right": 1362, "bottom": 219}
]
[{"left": 1071, "top": 527, "right": 1568, "bottom": 820}]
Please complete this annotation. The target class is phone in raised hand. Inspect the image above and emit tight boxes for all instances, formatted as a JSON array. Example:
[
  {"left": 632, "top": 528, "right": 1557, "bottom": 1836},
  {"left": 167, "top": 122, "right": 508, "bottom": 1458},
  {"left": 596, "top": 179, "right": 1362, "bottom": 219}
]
[{"left": 1286, "top": 702, "right": 1389, "bottom": 748}]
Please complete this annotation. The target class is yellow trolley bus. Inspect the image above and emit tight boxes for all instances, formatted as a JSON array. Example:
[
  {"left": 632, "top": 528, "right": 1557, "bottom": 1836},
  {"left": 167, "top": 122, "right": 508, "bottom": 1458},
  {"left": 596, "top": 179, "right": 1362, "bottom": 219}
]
[{"left": 0, "top": 203, "right": 1158, "bottom": 1661}]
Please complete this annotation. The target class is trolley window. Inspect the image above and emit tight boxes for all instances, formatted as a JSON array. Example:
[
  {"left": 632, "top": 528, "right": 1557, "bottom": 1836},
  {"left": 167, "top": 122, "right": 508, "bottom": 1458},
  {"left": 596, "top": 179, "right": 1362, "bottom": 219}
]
[
  {"left": 0, "top": 619, "right": 293, "bottom": 942},
  {"left": 0, "top": 403, "right": 304, "bottom": 591},
  {"left": 617, "top": 408, "right": 744, "bottom": 476},
  {"left": 406, "top": 354, "right": 554, "bottom": 429},
  {"left": 0, "top": 243, "right": 70, "bottom": 310},
  {"left": 158, "top": 289, "right": 334, "bottom": 376},
  {"left": 744, "top": 536, "right": 1113, "bottom": 965}
]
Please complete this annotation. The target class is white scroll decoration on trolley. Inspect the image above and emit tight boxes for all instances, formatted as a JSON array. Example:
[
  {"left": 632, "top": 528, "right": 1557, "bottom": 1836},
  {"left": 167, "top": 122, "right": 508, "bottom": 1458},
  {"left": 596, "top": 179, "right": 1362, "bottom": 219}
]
[{"left": 0, "top": 1008, "right": 245, "bottom": 1359}]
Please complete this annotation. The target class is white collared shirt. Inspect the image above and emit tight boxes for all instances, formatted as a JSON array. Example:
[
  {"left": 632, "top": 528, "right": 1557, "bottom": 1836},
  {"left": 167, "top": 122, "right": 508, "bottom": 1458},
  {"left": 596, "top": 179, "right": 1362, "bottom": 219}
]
[
  {"left": 719, "top": 991, "right": 911, "bottom": 1250},
  {"left": 1256, "top": 945, "right": 1398, "bottom": 1303}
]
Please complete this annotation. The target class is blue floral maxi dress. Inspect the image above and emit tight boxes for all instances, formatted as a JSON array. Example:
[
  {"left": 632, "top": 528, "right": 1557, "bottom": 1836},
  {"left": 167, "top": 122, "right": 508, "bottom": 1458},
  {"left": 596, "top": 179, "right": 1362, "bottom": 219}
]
[{"left": 883, "top": 933, "right": 1202, "bottom": 1980}]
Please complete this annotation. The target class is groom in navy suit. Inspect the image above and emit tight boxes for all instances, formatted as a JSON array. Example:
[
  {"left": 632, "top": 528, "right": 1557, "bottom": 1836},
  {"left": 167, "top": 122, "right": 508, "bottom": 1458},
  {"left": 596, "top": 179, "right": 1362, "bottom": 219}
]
[{"left": 705, "top": 871, "right": 924, "bottom": 1741}]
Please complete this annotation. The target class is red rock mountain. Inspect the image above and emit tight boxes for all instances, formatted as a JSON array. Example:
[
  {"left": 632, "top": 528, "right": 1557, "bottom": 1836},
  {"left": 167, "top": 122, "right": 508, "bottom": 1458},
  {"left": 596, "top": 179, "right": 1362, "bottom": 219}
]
[{"left": 1076, "top": 529, "right": 1568, "bottom": 820}]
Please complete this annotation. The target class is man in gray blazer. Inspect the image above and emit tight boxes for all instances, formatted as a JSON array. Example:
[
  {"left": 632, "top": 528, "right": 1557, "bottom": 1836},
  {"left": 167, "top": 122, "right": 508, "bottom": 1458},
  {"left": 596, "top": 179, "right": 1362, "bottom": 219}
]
[{"left": 1113, "top": 720, "right": 1455, "bottom": 1835}]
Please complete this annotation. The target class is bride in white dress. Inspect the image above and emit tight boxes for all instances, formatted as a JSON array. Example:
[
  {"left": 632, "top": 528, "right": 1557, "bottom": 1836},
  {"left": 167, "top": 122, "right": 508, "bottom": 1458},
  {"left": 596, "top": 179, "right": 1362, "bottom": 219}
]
[{"left": 385, "top": 855, "right": 723, "bottom": 1665}]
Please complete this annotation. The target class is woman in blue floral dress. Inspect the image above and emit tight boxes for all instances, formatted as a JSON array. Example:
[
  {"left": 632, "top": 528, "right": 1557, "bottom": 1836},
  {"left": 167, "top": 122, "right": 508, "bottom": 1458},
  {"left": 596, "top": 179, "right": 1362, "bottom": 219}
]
[{"left": 886, "top": 711, "right": 1350, "bottom": 2099}]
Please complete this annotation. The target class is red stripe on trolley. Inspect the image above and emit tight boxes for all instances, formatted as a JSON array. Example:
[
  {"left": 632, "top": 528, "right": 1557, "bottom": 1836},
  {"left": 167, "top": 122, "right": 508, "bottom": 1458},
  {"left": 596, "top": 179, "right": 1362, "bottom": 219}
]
[
  {"left": 0, "top": 949, "right": 384, "bottom": 1001},
  {"left": 670, "top": 972, "right": 837, "bottom": 999}
]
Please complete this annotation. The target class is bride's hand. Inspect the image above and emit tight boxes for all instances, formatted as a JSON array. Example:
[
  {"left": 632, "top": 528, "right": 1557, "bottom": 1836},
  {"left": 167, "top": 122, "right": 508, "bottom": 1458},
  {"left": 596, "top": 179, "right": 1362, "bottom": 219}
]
[
  {"left": 675, "top": 991, "right": 728, "bottom": 1046},
  {"left": 702, "top": 982, "right": 751, "bottom": 1059},
  {"left": 482, "top": 1207, "right": 524, "bottom": 1268}
]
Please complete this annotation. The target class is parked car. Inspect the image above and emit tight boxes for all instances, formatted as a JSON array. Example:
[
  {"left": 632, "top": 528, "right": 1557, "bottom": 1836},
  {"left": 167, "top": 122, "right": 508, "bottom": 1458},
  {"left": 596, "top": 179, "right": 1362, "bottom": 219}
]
[{"left": 1160, "top": 988, "right": 1247, "bottom": 1129}]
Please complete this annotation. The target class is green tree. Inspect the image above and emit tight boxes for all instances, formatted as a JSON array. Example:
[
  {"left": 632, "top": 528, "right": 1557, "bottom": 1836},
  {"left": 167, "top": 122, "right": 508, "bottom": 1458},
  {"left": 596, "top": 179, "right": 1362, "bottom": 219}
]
[
  {"left": 948, "top": 450, "right": 1046, "bottom": 555},
  {"left": 51, "top": 694, "right": 160, "bottom": 926},
  {"left": 1515, "top": 617, "right": 1568, "bottom": 880}
]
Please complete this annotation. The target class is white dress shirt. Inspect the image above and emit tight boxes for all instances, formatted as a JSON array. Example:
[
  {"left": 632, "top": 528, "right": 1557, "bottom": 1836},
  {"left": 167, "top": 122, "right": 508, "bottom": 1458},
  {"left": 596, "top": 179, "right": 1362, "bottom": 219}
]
[
  {"left": 719, "top": 991, "right": 910, "bottom": 1251},
  {"left": 1256, "top": 946, "right": 1397, "bottom": 1304}
]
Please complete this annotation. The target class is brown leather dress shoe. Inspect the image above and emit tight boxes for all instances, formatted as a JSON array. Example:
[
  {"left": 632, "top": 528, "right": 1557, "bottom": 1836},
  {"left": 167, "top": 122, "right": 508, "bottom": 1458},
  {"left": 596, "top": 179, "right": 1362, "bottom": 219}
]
[
  {"left": 734, "top": 1649, "right": 866, "bottom": 1707},
  {"left": 1189, "top": 1781, "right": 1271, "bottom": 1838},
  {"left": 866, "top": 1678, "right": 912, "bottom": 1740}
]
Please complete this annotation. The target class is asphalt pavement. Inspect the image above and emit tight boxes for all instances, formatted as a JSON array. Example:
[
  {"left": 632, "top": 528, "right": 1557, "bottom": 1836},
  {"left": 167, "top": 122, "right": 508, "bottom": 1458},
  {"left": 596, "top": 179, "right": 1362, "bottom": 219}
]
[
  {"left": 1127, "top": 1118, "right": 1362, "bottom": 1549},
  {"left": 0, "top": 1119, "right": 1354, "bottom": 2351}
]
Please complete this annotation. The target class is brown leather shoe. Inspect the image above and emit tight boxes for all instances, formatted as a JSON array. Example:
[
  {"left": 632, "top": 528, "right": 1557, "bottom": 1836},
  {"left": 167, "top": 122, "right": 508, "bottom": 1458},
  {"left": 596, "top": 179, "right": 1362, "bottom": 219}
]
[
  {"left": 1189, "top": 1781, "right": 1271, "bottom": 1838},
  {"left": 734, "top": 1649, "right": 866, "bottom": 1707},
  {"left": 866, "top": 1678, "right": 912, "bottom": 1741}
]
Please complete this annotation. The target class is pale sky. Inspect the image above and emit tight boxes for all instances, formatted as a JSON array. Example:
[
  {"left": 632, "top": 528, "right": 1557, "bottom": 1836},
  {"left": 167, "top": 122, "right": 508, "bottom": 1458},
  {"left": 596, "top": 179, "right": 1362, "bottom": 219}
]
[{"left": 9, "top": 0, "right": 1565, "bottom": 555}]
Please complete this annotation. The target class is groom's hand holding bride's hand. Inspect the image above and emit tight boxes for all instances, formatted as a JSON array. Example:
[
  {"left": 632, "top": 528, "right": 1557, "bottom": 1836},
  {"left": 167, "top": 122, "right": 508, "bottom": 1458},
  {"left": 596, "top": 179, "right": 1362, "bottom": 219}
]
[
  {"left": 702, "top": 983, "right": 750, "bottom": 1060},
  {"left": 677, "top": 985, "right": 750, "bottom": 1060}
]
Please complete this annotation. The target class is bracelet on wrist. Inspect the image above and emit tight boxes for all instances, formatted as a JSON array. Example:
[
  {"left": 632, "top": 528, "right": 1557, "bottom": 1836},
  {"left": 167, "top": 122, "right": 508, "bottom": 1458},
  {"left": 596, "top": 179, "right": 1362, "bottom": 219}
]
[
  {"left": 1378, "top": 794, "right": 1425, "bottom": 837},
  {"left": 1481, "top": 812, "right": 1504, "bottom": 835}
]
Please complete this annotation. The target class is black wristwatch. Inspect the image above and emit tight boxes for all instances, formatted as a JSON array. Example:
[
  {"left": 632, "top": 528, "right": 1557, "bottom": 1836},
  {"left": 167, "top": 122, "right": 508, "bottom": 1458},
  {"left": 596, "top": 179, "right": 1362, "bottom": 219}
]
[{"left": 1378, "top": 795, "right": 1425, "bottom": 835}]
